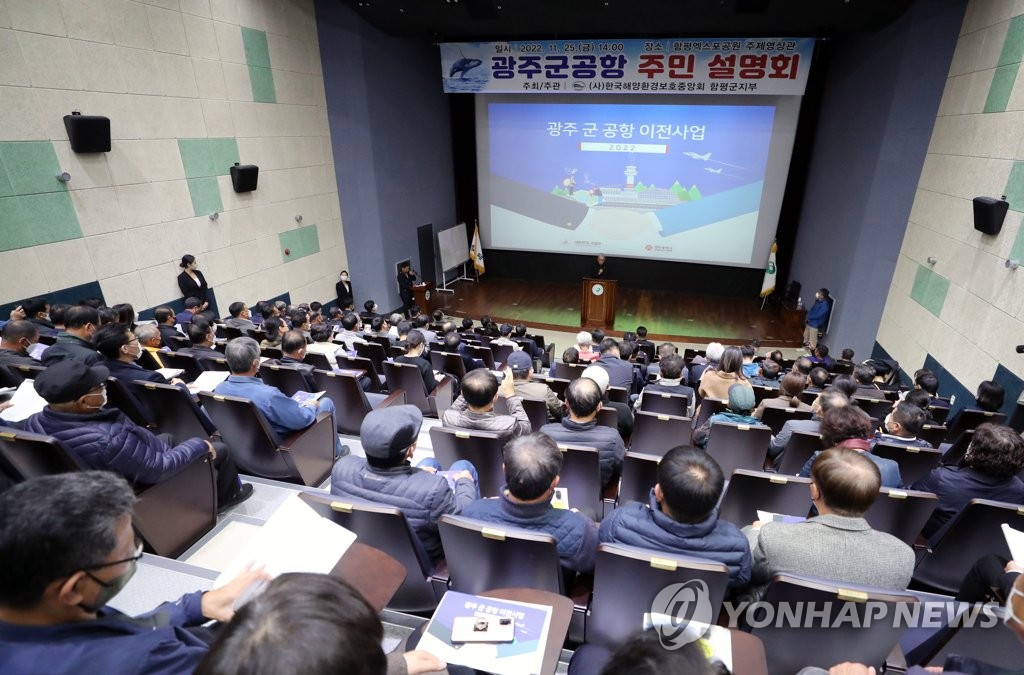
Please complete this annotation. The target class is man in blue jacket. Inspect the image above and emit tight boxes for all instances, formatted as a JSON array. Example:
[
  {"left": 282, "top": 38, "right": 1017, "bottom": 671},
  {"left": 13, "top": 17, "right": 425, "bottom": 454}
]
[
  {"left": 461, "top": 432, "right": 600, "bottom": 575},
  {"left": 24, "top": 360, "right": 251, "bottom": 510},
  {"left": 0, "top": 472, "right": 267, "bottom": 675},
  {"left": 803, "top": 287, "right": 831, "bottom": 350},
  {"left": 599, "top": 446, "right": 752, "bottom": 589},
  {"left": 330, "top": 405, "right": 478, "bottom": 563}
]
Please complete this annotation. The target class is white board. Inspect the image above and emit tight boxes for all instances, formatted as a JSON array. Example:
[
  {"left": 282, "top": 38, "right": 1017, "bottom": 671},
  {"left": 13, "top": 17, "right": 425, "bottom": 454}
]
[{"left": 438, "top": 223, "right": 470, "bottom": 272}]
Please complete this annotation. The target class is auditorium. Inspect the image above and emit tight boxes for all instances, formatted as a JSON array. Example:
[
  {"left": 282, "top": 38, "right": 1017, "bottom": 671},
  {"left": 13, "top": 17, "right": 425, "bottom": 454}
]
[{"left": 1, "top": 0, "right": 1024, "bottom": 673}]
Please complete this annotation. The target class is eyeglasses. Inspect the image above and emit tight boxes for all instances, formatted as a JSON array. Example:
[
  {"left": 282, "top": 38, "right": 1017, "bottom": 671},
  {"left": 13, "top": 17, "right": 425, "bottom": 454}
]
[{"left": 83, "top": 540, "right": 144, "bottom": 586}]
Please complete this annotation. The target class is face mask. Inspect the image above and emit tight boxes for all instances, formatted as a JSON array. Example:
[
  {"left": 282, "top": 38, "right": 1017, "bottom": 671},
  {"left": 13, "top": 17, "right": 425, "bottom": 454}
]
[
  {"left": 84, "top": 390, "right": 107, "bottom": 409},
  {"left": 1005, "top": 584, "right": 1024, "bottom": 627},
  {"left": 126, "top": 344, "right": 142, "bottom": 361},
  {"left": 80, "top": 562, "right": 138, "bottom": 613}
]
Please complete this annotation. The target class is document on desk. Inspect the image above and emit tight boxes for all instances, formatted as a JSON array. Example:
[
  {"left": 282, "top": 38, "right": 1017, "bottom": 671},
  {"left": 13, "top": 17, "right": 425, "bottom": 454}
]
[
  {"left": 187, "top": 370, "right": 230, "bottom": 393},
  {"left": 0, "top": 380, "right": 47, "bottom": 422},
  {"left": 213, "top": 494, "right": 356, "bottom": 590},
  {"left": 1002, "top": 523, "right": 1024, "bottom": 562}
]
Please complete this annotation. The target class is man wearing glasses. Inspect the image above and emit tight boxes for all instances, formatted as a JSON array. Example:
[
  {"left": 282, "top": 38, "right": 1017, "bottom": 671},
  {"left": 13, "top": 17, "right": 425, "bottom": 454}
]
[{"left": 0, "top": 472, "right": 267, "bottom": 675}]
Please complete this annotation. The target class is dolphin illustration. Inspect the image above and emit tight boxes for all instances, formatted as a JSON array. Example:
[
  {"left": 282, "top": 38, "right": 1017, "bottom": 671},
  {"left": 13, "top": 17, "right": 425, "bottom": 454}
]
[
  {"left": 682, "top": 151, "right": 712, "bottom": 161},
  {"left": 450, "top": 58, "right": 483, "bottom": 78}
]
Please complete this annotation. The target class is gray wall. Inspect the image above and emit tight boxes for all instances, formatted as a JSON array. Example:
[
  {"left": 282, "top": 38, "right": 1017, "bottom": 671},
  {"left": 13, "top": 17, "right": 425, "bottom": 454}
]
[
  {"left": 315, "top": 0, "right": 456, "bottom": 311},
  {"left": 789, "top": 0, "right": 966, "bottom": 358}
]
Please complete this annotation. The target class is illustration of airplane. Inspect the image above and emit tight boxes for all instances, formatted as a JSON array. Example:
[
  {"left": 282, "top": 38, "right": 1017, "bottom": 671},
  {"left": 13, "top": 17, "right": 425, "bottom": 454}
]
[
  {"left": 682, "top": 151, "right": 712, "bottom": 161},
  {"left": 704, "top": 167, "right": 723, "bottom": 174}
]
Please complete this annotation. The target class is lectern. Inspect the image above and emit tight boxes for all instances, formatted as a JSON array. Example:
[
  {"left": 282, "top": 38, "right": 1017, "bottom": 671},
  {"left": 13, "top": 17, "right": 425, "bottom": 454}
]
[
  {"left": 412, "top": 282, "right": 435, "bottom": 313},
  {"left": 581, "top": 278, "right": 616, "bottom": 328}
]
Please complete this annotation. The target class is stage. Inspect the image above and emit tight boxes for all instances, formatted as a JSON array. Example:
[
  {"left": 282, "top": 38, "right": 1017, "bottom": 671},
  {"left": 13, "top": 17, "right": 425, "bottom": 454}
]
[{"left": 431, "top": 278, "right": 806, "bottom": 347}]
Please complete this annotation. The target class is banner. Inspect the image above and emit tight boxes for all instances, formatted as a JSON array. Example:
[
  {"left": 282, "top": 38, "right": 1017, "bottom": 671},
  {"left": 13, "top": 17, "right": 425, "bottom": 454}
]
[
  {"left": 470, "top": 224, "right": 485, "bottom": 275},
  {"left": 760, "top": 240, "right": 778, "bottom": 298},
  {"left": 440, "top": 38, "right": 814, "bottom": 96}
]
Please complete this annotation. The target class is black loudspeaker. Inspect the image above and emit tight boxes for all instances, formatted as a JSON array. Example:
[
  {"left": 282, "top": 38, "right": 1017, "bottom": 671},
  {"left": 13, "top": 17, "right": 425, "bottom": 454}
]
[
  {"left": 973, "top": 196, "right": 1009, "bottom": 235},
  {"left": 63, "top": 112, "right": 110, "bottom": 153},
  {"left": 229, "top": 163, "right": 259, "bottom": 193}
]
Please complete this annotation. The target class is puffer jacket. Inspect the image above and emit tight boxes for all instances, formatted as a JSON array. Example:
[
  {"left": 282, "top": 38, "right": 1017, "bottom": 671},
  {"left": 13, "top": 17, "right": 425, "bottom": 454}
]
[
  {"left": 539, "top": 417, "right": 626, "bottom": 487},
  {"left": 330, "top": 456, "right": 476, "bottom": 562},
  {"left": 599, "top": 491, "right": 752, "bottom": 588},
  {"left": 23, "top": 406, "right": 208, "bottom": 486}
]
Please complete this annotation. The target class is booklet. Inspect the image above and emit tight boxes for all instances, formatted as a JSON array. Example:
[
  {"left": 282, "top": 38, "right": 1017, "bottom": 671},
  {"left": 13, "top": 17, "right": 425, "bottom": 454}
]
[
  {"left": 0, "top": 380, "right": 47, "bottom": 422},
  {"left": 757, "top": 510, "right": 807, "bottom": 525},
  {"left": 642, "top": 615, "right": 733, "bottom": 672},
  {"left": 1002, "top": 523, "right": 1024, "bottom": 562},
  {"left": 418, "top": 591, "right": 552, "bottom": 675},
  {"left": 291, "top": 390, "right": 325, "bottom": 404},
  {"left": 187, "top": 370, "right": 230, "bottom": 393},
  {"left": 156, "top": 368, "right": 184, "bottom": 380}
]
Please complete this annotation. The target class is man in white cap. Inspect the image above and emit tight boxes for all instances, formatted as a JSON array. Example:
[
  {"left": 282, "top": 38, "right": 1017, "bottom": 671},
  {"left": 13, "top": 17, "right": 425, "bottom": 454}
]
[{"left": 330, "top": 405, "right": 478, "bottom": 563}]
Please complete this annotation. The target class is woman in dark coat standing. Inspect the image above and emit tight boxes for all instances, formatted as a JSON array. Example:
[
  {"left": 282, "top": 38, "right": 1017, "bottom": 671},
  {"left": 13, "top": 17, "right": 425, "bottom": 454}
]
[
  {"left": 177, "top": 254, "right": 213, "bottom": 318},
  {"left": 335, "top": 270, "right": 354, "bottom": 310}
]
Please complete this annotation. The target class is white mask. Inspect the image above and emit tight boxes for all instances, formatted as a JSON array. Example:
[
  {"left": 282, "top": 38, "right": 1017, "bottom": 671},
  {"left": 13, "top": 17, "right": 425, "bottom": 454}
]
[{"left": 1004, "top": 583, "right": 1024, "bottom": 627}]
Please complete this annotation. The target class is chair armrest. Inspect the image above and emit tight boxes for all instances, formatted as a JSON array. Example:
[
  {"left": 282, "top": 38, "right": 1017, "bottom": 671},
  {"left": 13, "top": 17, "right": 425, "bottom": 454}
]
[
  {"left": 378, "top": 389, "right": 407, "bottom": 408},
  {"left": 133, "top": 454, "right": 216, "bottom": 558},
  {"left": 430, "top": 377, "right": 454, "bottom": 416},
  {"left": 430, "top": 558, "right": 450, "bottom": 601},
  {"left": 279, "top": 412, "right": 335, "bottom": 487},
  {"left": 279, "top": 412, "right": 333, "bottom": 449}
]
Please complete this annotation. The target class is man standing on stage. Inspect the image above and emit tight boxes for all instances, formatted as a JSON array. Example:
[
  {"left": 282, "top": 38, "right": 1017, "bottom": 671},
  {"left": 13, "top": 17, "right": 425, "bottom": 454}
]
[
  {"left": 397, "top": 262, "right": 417, "bottom": 316},
  {"left": 591, "top": 254, "right": 609, "bottom": 278}
]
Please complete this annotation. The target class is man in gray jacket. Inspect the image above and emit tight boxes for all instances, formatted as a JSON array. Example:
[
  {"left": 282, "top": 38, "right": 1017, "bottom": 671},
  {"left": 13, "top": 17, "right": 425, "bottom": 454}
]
[
  {"left": 442, "top": 368, "right": 531, "bottom": 442},
  {"left": 540, "top": 377, "right": 625, "bottom": 487},
  {"left": 330, "top": 405, "right": 478, "bottom": 563},
  {"left": 742, "top": 447, "right": 915, "bottom": 601}
]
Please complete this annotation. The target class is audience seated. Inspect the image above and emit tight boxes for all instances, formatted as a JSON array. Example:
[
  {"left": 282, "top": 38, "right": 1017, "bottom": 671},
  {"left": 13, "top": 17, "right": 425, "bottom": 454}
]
[
  {"left": 742, "top": 447, "right": 915, "bottom": 601},
  {"left": 798, "top": 406, "right": 903, "bottom": 488},
  {"left": 259, "top": 316, "right": 284, "bottom": 348},
  {"left": 943, "top": 380, "right": 1005, "bottom": 436},
  {"left": 633, "top": 353, "right": 695, "bottom": 417},
  {"left": 394, "top": 329, "right": 439, "bottom": 394},
  {"left": 593, "top": 338, "right": 633, "bottom": 390},
  {"left": 443, "top": 333, "right": 484, "bottom": 373},
  {"left": 40, "top": 306, "right": 102, "bottom": 367},
  {"left": 154, "top": 306, "right": 188, "bottom": 349},
  {"left": 94, "top": 324, "right": 183, "bottom": 388},
  {"left": 570, "top": 628, "right": 719, "bottom": 675},
  {"left": 956, "top": 553, "right": 1022, "bottom": 604},
  {"left": 21, "top": 297, "right": 57, "bottom": 337},
  {"left": 600, "top": 446, "right": 752, "bottom": 588},
  {"left": 334, "top": 312, "right": 368, "bottom": 348},
  {"left": 176, "top": 320, "right": 221, "bottom": 363},
  {"left": 134, "top": 324, "right": 167, "bottom": 367},
  {"left": 912, "top": 423, "right": 1024, "bottom": 544},
  {"left": 360, "top": 300, "right": 379, "bottom": 324},
  {"left": 754, "top": 371, "right": 813, "bottom": 419},
  {"left": 331, "top": 405, "right": 478, "bottom": 563},
  {"left": 514, "top": 324, "right": 545, "bottom": 360},
  {"left": 749, "top": 358, "right": 782, "bottom": 389},
  {"left": 175, "top": 297, "right": 203, "bottom": 327},
  {"left": 872, "top": 402, "right": 932, "bottom": 449},
  {"left": 806, "top": 366, "right": 830, "bottom": 393},
  {"left": 490, "top": 323, "right": 520, "bottom": 350},
  {"left": 741, "top": 344, "right": 759, "bottom": 378},
  {"left": 540, "top": 377, "right": 626, "bottom": 487},
  {"left": 442, "top": 368, "right": 530, "bottom": 441},
  {"left": 581, "top": 365, "right": 634, "bottom": 438},
  {"left": 214, "top": 338, "right": 346, "bottom": 458},
  {"left": 288, "top": 310, "right": 312, "bottom": 341},
  {"left": 646, "top": 342, "right": 684, "bottom": 384},
  {"left": 697, "top": 346, "right": 753, "bottom": 403},
  {"left": 914, "top": 370, "right": 948, "bottom": 412},
  {"left": 368, "top": 316, "right": 396, "bottom": 344},
  {"left": 304, "top": 324, "right": 343, "bottom": 368},
  {"left": 693, "top": 383, "right": 759, "bottom": 449},
  {"left": 0, "top": 321, "right": 41, "bottom": 369},
  {"left": 575, "top": 331, "right": 599, "bottom": 363},
  {"left": 830, "top": 373, "right": 858, "bottom": 400},
  {"left": 508, "top": 351, "right": 563, "bottom": 422},
  {"left": 195, "top": 573, "right": 445, "bottom": 675},
  {"left": 461, "top": 433, "right": 599, "bottom": 574},
  {"left": 853, "top": 363, "right": 887, "bottom": 400},
  {"left": 808, "top": 343, "right": 833, "bottom": 370},
  {"left": 223, "top": 302, "right": 256, "bottom": 333},
  {"left": 0, "top": 472, "right": 266, "bottom": 675},
  {"left": 273, "top": 330, "right": 318, "bottom": 391},
  {"left": 25, "top": 360, "right": 251, "bottom": 508},
  {"left": 549, "top": 347, "right": 579, "bottom": 379},
  {"left": 768, "top": 388, "right": 848, "bottom": 462},
  {"left": 413, "top": 316, "right": 437, "bottom": 344}
]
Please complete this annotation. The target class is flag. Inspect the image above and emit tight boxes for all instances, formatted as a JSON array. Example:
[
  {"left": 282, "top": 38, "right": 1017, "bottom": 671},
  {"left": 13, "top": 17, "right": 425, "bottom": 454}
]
[
  {"left": 760, "top": 240, "right": 777, "bottom": 298},
  {"left": 470, "top": 224, "right": 485, "bottom": 275}
]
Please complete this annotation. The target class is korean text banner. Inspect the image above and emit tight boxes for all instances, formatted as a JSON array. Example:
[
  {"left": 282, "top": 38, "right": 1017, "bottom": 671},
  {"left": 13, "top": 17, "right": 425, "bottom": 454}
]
[{"left": 440, "top": 38, "right": 815, "bottom": 95}]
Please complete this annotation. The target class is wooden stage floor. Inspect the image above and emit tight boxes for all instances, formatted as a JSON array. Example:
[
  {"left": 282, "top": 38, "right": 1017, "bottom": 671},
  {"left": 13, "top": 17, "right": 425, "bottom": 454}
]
[{"left": 431, "top": 278, "right": 805, "bottom": 347}]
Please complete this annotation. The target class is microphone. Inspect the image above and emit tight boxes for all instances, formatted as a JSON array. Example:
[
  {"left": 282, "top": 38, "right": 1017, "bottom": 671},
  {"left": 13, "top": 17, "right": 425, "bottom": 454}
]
[{"left": 1017, "top": 345, "right": 1024, "bottom": 354}]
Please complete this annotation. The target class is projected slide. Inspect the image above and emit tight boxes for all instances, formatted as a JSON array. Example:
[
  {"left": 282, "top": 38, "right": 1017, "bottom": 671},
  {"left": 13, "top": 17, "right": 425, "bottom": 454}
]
[{"left": 485, "top": 102, "right": 777, "bottom": 266}]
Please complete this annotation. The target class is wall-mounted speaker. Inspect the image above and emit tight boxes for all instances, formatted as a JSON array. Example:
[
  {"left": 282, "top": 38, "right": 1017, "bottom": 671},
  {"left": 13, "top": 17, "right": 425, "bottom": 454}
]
[
  {"left": 230, "top": 163, "right": 259, "bottom": 193},
  {"left": 973, "top": 196, "right": 1009, "bottom": 236},
  {"left": 63, "top": 112, "right": 110, "bottom": 153}
]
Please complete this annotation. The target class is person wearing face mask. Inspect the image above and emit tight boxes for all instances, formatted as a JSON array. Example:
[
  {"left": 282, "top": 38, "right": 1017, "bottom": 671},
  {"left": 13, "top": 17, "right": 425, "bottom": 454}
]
[
  {"left": 176, "top": 254, "right": 211, "bottom": 313},
  {"left": 40, "top": 305, "right": 104, "bottom": 367},
  {"left": 0, "top": 472, "right": 268, "bottom": 675},
  {"left": 335, "top": 270, "right": 355, "bottom": 311},
  {"left": 94, "top": 324, "right": 185, "bottom": 389},
  {"left": 803, "top": 287, "right": 832, "bottom": 351},
  {"left": 0, "top": 320, "right": 42, "bottom": 371},
  {"left": 395, "top": 329, "right": 439, "bottom": 396},
  {"left": 22, "top": 360, "right": 253, "bottom": 510}
]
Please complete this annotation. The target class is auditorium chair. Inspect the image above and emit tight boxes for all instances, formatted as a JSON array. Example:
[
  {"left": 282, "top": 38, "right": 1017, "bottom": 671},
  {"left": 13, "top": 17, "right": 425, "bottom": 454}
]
[
  {"left": 606, "top": 386, "right": 629, "bottom": 404},
  {"left": 129, "top": 380, "right": 217, "bottom": 441},
  {"left": 829, "top": 361, "right": 855, "bottom": 376},
  {"left": 553, "top": 442, "right": 602, "bottom": 521},
  {"left": 257, "top": 363, "right": 311, "bottom": 397},
  {"left": 302, "top": 351, "right": 334, "bottom": 371},
  {"left": 465, "top": 344, "right": 496, "bottom": 369},
  {"left": 752, "top": 385, "right": 780, "bottom": 406},
  {"left": 338, "top": 354, "right": 385, "bottom": 393},
  {"left": 0, "top": 426, "right": 216, "bottom": 558},
  {"left": 758, "top": 406, "right": 813, "bottom": 436},
  {"left": 9, "top": 363, "right": 45, "bottom": 380},
  {"left": 136, "top": 348, "right": 162, "bottom": 371},
  {"left": 259, "top": 346, "right": 283, "bottom": 360},
  {"left": 164, "top": 335, "right": 190, "bottom": 352},
  {"left": 854, "top": 396, "right": 895, "bottom": 421},
  {"left": 246, "top": 328, "right": 268, "bottom": 342},
  {"left": 489, "top": 343, "right": 515, "bottom": 368},
  {"left": 926, "top": 402, "right": 951, "bottom": 425},
  {"left": 430, "top": 351, "right": 468, "bottom": 381},
  {"left": 918, "top": 423, "right": 947, "bottom": 449},
  {"left": 355, "top": 342, "right": 388, "bottom": 376},
  {"left": 586, "top": 543, "right": 730, "bottom": 648},
  {"left": 298, "top": 492, "right": 441, "bottom": 614},
  {"left": 704, "top": 421, "right": 772, "bottom": 479},
  {"left": 428, "top": 427, "right": 505, "bottom": 497},
  {"left": 158, "top": 351, "right": 205, "bottom": 383},
  {"left": 383, "top": 361, "right": 452, "bottom": 417},
  {"left": 493, "top": 395, "right": 547, "bottom": 432},
  {"left": 862, "top": 487, "right": 937, "bottom": 546},
  {"left": 104, "top": 377, "right": 154, "bottom": 428},
  {"left": 531, "top": 375, "right": 570, "bottom": 401},
  {"left": 750, "top": 573, "right": 920, "bottom": 675},
  {"left": 628, "top": 410, "right": 692, "bottom": 457},
  {"left": 616, "top": 450, "right": 660, "bottom": 506},
  {"left": 311, "top": 369, "right": 405, "bottom": 435},
  {"left": 717, "top": 470, "right": 812, "bottom": 526},
  {"left": 939, "top": 428, "right": 974, "bottom": 467},
  {"left": 912, "top": 498, "right": 1024, "bottom": 594},
  {"left": 799, "top": 389, "right": 820, "bottom": 406},
  {"left": 919, "top": 604, "right": 1024, "bottom": 669},
  {"left": 871, "top": 442, "right": 943, "bottom": 486},
  {"left": 198, "top": 391, "right": 335, "bottom": 486},
  {"left": 638, "top": 391, "right": 689, "bottom": 417},
  {"left": 690, "top": 397, "right": 728, "bottom": 445},
  {"left": 943, "top": 409, "right": 1007, "bottom": 444},
  {"left": 437, "top": 514, "right": 564, "bottom": 595},
  {"left": 774, "top": 430, "right": 824, "bottom": 475},
  {"left": 556, "top": 362, "right": 589, "bottom": 382},
  {"left": 223, "top": 326, "right": 244, "bottom": 340},
  {"left": 595, "top": 407, "right": 619, "bottom": 431},
  {"left": 0, "top": 364, "right": 21, "bottom": 388}
]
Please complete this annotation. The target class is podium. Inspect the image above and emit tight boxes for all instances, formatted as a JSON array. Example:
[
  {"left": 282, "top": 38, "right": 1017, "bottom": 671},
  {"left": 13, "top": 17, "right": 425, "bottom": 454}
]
[
  {"left": 412, "top": 282, "right": 435, "bottom": 313},
  {"left": 581, "top": 278, "right": 616, "bottom": 328}
]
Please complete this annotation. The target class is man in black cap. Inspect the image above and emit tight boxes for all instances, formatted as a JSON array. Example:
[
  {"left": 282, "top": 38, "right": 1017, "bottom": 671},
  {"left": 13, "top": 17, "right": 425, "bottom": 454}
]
[
  {"left": 329, "top": 405, "right": 478, "bottom": 562},
  {"left": 23, "top": 360, "right": 252, "bottom": 511},
  {"left": 508, "top": 351, "right": 562, "bottom": 422}
]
